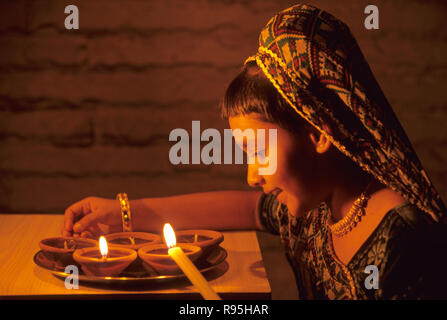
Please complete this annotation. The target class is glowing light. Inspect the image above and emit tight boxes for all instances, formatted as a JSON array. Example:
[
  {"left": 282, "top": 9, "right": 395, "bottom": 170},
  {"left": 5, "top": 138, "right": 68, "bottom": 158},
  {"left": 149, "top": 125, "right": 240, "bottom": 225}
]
[
  {"left": 163, "top": 223, "right": 177, "bottom": 248},
  {"left": 99, "top": 236, "right": 108, "bottom": 259}
]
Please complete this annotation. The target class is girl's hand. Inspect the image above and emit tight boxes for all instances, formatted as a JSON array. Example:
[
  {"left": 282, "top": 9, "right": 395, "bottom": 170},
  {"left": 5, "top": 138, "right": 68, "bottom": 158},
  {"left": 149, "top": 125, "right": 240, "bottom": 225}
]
[{"left": 61, "top": 196, "right": 123, "bottom": 238}]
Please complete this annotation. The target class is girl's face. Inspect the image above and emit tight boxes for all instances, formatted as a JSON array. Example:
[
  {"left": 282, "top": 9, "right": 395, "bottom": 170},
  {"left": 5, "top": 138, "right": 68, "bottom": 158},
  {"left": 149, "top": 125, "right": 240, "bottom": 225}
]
[{"left": 229, "top": 113, "right": 327, "bottom": 217}]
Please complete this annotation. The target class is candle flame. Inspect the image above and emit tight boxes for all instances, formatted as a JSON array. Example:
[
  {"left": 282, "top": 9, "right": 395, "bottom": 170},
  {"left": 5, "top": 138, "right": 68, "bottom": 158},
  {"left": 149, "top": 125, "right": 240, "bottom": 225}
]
[
  {"left": 99, "top": 236, "right": 108, "bottom": 258},
  {"left": 163, "top": 223, "right": 176, "bottom": 248}
]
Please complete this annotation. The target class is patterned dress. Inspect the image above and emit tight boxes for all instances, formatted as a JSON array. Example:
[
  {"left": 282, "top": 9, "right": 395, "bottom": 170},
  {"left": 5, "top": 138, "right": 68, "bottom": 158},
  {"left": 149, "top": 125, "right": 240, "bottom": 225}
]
[{"left": 258, "top": 191, "right": 447, "bottom": 300}]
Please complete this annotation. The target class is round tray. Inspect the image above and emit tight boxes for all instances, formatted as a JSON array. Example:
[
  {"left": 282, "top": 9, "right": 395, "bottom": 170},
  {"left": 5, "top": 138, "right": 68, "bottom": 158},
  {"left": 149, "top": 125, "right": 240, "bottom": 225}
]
[{"left": 34, "top": 246, "right": 227, "bottom": 284}]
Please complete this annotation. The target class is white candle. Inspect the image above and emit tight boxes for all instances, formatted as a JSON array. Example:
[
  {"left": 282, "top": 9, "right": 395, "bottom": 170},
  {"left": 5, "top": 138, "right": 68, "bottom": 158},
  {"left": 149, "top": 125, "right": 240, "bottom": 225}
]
[{"left": 163, "top": 224, "right": 221, "bottom": 300}]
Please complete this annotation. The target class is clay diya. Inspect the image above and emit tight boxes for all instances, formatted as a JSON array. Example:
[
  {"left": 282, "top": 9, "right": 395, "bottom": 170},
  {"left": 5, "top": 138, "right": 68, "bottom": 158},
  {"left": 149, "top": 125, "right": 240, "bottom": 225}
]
[
  {"left": 176, "top": 230, "right": 224, "bottom": 258},
  {"left": 138, "top": 243, "right": 202, "bottom": 275},
  {"left": 73, "top": 236, "right": 137, "bottom": 277},
  {"left": 104, "top": 232, "right": 161, "bottom": 250},
  {"left": 39, "top": 237, "right": 97, "bottom": 269}
]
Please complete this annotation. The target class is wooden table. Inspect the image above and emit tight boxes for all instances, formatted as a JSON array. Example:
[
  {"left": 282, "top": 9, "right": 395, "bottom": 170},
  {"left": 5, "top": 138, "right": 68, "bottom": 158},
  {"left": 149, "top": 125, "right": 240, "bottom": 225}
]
[{"left": 0, "top": 214, "right": 271, "bottom": 299}]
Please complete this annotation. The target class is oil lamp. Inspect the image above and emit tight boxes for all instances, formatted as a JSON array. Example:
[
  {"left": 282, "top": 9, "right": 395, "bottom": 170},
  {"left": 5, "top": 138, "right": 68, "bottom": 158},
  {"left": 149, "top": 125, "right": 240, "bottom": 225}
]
[
  {"left": 73, "top": 236, "right": 137, "bottom": 277},
  {"left": 176, "top": 229, "right": 223, "bottom": 258},
  {"left": 105, "top": 232, "right": 161, "bottom": 250},
  {"left": 39, "top": 237, "right": 97, "bottom": 269}
]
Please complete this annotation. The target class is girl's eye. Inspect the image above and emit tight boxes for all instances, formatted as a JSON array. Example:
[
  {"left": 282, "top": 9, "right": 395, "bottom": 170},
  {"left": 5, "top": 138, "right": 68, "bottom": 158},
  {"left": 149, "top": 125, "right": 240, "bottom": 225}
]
[
  {"left": 256, "top": 150, "right": 266, "bottom": 160},
  {"left": 248, "top": 150, "right": 264, "bottom": 157}
]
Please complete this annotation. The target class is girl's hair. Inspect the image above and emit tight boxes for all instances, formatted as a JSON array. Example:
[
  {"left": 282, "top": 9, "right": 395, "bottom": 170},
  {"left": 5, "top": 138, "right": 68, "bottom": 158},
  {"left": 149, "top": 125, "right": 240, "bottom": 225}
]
[{"left": 220, "top": 60, "right": 317, "bottom": 136}]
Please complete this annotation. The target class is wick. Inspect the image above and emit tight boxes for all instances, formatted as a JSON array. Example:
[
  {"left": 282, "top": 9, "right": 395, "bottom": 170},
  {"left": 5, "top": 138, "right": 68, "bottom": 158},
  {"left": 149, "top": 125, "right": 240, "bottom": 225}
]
[
  {"left": 194, "top": 233, "right": 198, "bottom": 243},
  {"left": 129, "top": 236, "right": 135, "bottom": 245},
  {"left": 64, "top": 240, "right": 68, "bottom": 249}
]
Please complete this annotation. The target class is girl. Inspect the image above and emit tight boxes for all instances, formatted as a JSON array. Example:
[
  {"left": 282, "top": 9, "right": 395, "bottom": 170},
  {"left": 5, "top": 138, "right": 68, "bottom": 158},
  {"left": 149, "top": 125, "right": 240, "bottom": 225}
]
[{"left": 62, "top": 4, "right": 446, "bottom": 299}]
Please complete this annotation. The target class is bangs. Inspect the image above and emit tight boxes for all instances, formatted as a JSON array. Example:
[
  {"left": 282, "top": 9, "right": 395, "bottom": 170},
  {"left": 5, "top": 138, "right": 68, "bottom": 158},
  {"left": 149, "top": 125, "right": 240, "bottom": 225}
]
[
  {"left": 220, "top": 61, "right": 316, "bottom": 135},
  {"left": 221, "top": 61, "right": 273, "bottom": 121}
]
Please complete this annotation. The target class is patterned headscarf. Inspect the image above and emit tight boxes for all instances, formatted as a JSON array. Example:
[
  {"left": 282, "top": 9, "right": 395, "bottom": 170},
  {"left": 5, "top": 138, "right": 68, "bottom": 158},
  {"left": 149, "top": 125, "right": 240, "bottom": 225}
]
[{"left": 246, "top": 4, "right": 446, "bottom": 221}]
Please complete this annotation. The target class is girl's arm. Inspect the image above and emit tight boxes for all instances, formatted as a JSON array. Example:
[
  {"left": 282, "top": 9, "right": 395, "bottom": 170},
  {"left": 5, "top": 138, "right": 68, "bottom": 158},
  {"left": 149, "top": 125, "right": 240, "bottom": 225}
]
[
  {"left": 131, "top": 190, "right": 264, "bottom": 233},
  {"left": 63, "top": 190, "right": 264, "bottom": 237}
]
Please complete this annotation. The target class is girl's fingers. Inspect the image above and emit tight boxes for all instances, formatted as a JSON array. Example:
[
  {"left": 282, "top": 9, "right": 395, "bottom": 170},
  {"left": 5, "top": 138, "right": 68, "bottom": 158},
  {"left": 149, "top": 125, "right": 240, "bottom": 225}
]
[
  {"left": 80, "top": 230, "right": 94, "bottom": 239},
  {"left": 80, "top": 225, "right": 102, "bottom": 239},
  {"left": 61, "top": 224, "right": 72, "bottom": 237},
  {"left": 73, "top": 211, "right": 101, "bottom": 233},
  {"left": 63, "top": 209, "right": 76, "bottom": 234},
  {"left": 64, "top": 198, "right": 92, "bottom": 234},
  {"left": 89, "top": 224, "right": 104, "bottom": 238}
]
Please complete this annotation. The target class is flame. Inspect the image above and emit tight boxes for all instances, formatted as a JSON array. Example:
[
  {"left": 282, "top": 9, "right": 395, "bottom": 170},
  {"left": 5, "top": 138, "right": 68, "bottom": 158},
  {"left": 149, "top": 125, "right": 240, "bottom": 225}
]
[
  {"left": 163, "top": 223, "right": 177, "bottom": 248},
  {"left": 99, "top": 236, "right": 108, "bottom": 259}
]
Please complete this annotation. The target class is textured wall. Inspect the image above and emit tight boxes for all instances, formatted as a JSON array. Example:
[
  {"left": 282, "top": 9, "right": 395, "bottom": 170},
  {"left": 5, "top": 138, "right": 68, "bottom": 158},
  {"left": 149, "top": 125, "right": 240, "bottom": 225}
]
[{"left": 0, "top": 0, "right": 446, "bottom": 215}]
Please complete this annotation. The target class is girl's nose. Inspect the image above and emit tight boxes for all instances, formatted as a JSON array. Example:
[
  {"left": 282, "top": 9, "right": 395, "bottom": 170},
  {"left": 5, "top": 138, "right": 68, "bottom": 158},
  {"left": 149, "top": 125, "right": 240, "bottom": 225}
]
[{"left": 247, "top": 163, "right": 265, "bottom": 188}]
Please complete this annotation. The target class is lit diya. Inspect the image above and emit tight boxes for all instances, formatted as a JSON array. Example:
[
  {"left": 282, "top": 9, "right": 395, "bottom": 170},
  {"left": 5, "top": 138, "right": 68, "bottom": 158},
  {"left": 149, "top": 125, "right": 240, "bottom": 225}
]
[
  {"left": 73, "top": 236, "right": 137, "bottom": 277},
  {"left": 176, "top": 229, "right": 224, "bottom": 258},
  {"left": 39, "top": 237, "right": 97, "bottom": 269},
  {"left": 138, "top": 243, "right": 202, "bottom": 275},
  {"left": 105, "top": 232, "right": 161, "bottom": 250}
]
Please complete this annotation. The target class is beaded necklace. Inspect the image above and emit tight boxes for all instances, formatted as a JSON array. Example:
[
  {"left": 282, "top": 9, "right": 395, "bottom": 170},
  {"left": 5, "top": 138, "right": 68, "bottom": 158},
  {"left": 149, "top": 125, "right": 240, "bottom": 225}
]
[{"left": 329, "top": 181, "right": 373, "bottom": 237}]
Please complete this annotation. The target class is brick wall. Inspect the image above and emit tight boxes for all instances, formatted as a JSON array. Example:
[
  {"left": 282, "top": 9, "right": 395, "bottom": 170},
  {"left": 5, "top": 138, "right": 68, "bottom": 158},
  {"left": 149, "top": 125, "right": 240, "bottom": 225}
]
[{"left": 1, "top": 0, "right": 446, "bottom": 213}]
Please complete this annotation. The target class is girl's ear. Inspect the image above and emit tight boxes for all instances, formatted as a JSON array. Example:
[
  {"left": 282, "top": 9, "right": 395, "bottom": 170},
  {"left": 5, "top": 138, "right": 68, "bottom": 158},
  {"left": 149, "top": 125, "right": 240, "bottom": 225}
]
[{"left": 309, "top": 123, "right": 332, "bottom": 154}]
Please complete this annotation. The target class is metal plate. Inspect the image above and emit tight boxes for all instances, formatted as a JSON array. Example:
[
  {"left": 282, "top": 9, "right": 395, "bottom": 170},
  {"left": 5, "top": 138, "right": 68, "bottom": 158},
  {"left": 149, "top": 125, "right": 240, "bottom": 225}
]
[{"left": 33, "top": 246, "right": 227, "bottom": 284}]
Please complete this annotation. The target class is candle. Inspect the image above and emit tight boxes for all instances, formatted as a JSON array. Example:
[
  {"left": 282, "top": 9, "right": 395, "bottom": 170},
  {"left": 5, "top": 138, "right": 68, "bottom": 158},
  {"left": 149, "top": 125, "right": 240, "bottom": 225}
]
[{"left": 163, "top": 223, "right": 221, "bottom": 300}]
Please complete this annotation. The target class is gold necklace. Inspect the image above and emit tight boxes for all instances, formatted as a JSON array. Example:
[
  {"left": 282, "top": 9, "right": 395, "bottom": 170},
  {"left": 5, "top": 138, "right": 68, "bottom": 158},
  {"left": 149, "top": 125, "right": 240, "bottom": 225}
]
[{"left": 329, "top": 183, "right": 373, "bottom": 237}]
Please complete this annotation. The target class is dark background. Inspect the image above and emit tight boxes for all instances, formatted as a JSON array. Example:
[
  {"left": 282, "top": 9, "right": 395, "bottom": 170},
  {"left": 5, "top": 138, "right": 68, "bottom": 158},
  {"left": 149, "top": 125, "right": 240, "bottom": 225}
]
[{"left": 1, "top": 0, "right": 446, "bottom": 298}]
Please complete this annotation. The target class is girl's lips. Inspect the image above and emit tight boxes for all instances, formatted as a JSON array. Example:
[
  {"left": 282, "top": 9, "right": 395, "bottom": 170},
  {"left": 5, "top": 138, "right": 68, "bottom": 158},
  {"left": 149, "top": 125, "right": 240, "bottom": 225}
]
[
  {"left": 263, "top": 188, "right": 288, "bottom": 206},
  {"left": 263, "top": 187, "right": 282, "bottom": 194}
]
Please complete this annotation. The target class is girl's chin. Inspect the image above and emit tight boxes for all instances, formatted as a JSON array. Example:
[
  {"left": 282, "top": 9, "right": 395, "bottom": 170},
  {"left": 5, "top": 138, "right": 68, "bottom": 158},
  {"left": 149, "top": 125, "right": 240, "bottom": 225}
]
[
  {"left": 276, "top": 190, "right": 288, "bottom": 205},
  {"left": 278, "top": 192, "right": 311, "bottom": 218},
  {"left": 286, "top": 196, "right": 300, "bottom": 217}
]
